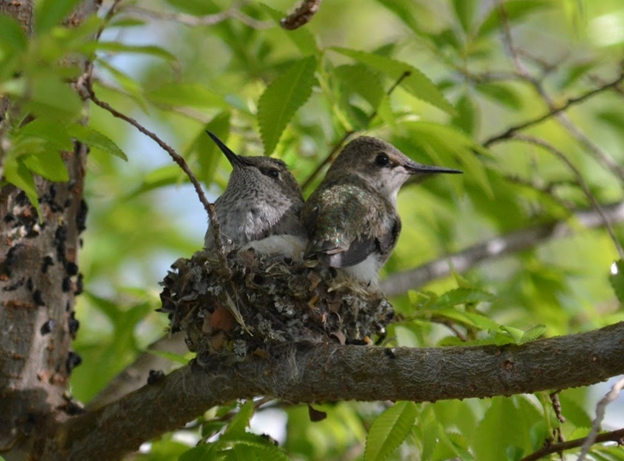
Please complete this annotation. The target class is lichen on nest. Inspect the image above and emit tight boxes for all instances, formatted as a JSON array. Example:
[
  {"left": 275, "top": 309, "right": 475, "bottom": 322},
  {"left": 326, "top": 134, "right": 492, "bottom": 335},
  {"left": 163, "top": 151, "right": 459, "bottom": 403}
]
[{"left": 159, "top": 248, "right": 394, "bottom": 363}]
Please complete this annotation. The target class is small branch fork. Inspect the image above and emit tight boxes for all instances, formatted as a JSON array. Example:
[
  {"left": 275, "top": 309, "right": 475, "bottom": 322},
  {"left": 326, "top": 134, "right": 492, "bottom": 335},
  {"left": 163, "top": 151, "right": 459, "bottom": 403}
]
[{"left": 281, "top": 0, "right": 322, "bottom": 30}]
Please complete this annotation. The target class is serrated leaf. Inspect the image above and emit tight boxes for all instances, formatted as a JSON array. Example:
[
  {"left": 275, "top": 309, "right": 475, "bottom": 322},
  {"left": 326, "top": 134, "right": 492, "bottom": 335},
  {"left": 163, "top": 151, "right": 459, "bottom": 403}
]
[
  {"left": 258, "top": 56, "right": 316, "bottom": 155},
  {"left": 331, "top": 47, "right": 455, "bottom": 115},
  {"left": 609, "top": 260, "right": 624, "bottom": 304},
  {"left": 432, "top": 288, "right": 496, "bottom": 309},
  {"left": 179, "top": 444, "right": 217, "bottom": 461},
  {"left": 434, "top": 308, "right": 500, "bottom": 331},
  {"left": 477, "top": 0, "right": 553, "bottom": 38},
  {"left": 4, "top": 157, "right": 41, "bottom": 219},
  {"left": 17, "top": 119, "right": 74, "bottom": 152},
  {"left": 36, "top": 0, "right": 84, "bottom": 33},
  {"left": 147, "top": 83, "right": 227, "bottom": 109},
  {"left": 224, "top": 400, "right": 255, "bottom": 435},
  {"left": 67, "top": 124, "right": 128, "bottom": 161},
  {"left": 22, "top": 152, "right": 69, "bottom": 182},
  {"left": 519, "top": 325, "right": 546, "bottom": 344},
  {"left": 219, "top": 433, "right": 289, "bottom": 461},
  {"left": 230, "top": 441, "right": 289, "bottom": 461},
  {"left": 476, "top": 82, "right": 522, "bottom": 110},
  {"left": 0, "top": 16, "right": 28, "bottom": 52},
  {"left": 364, "top": 401, "right": 417, "bottom": 461},
  {"left": 500, "top": 326, "right": 525, "bottom": 344},
  {"left": 261, "top": 4, "right": 317, "bottom": 55}
]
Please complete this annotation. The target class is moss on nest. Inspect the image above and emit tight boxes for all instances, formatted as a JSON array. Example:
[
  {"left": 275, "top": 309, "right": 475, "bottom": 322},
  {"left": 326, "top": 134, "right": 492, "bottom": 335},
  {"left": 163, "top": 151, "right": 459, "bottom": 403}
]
[{"left": 159, "top": 248, "right": 394, "bottom": 363}]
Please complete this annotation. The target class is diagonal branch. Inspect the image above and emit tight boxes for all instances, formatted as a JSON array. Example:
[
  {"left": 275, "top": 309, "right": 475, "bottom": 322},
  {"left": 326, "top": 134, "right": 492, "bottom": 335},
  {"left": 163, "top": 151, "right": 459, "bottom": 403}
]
[
  {"left": 519, "top": 428, "right": 624, "bottom": 461},
  {"left": 43, "top": 322, "right": 624, "bottom": 461},
  {"left": 380, "top": 201, "right": 624, "bottom": 297}
]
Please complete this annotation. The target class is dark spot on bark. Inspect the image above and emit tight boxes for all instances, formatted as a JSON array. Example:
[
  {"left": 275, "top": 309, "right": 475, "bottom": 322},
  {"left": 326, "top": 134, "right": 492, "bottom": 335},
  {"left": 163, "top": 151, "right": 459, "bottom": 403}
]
[
  {"left": 66, "top": 301, "right": 71, "bottom": 312},
  {"left": 147, "top": 369, "right": 165, "bottom": 385},
  {"left": 62, "top": 277, "right": 71, "bottom": 292},
  {"left": 26, "top": 277, "right": 34, "bottom": 291},
  {"left": 41, "top": 256, "right": 54, "bottom": 274},
  {"left": 40, "top": 319, "right": 55, "bottom": 335},
  {"left": 61, "top": 400, "right": 85, "bottom": 415},
  {"left": 63, "top": 199, "right": 71, "bottom": 209},
  {"left": 384, "top": 348, "right": 396, "bottom": 359},
  {"left": 68, "top": 312, "right": 80, "bottom": 337},
  {"left": 75, "top": 273, "right": 83, "bottom": 295},
  {"left": 4, "top": 213, "right": 15, "bottom": 223},
  {"left": 66, "top": 262, "right": 79, "bottom": 276},
  {"left": 66, "top": 351, "right": 82, "bottom": 373},
  {"left": 33, "top": 290, "right": 45, "bottom": 306},
  {"left": 54, "top": 224, "right": 68, "bottom": 264},
  {"left": 76, "top": 199, "right": 88, "bottom": 233},
  {"left": 2, "top": 278, "right": 25, "bottom": 292},
  {"left": 2, "top": 243, "right": 24, "bottom": 276}
]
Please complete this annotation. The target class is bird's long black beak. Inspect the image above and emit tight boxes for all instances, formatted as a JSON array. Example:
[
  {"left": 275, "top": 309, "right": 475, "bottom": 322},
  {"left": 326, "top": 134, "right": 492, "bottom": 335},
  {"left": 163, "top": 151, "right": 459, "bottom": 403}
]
[
  {"left": 404, "top": 161, "right": 463, "bottom": 175},
  {"left": 206, "top": 131, "right": 247, "bottom": 168}
]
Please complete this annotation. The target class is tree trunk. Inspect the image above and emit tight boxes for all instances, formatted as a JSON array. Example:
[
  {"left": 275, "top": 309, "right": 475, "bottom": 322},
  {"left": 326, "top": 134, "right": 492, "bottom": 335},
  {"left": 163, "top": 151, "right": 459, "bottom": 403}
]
[{"left": 0, "top": 1, "right": 97, "bottom": 459}]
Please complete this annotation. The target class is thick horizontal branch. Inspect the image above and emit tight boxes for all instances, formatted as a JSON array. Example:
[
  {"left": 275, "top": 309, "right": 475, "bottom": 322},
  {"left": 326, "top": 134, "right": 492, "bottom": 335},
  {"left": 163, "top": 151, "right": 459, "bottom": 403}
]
[
  {"left": 45, "top": 322, "right": 624, "bottom": 461},
  {"left": 381, "top": 201, "right": 624, "bottom": 297}
]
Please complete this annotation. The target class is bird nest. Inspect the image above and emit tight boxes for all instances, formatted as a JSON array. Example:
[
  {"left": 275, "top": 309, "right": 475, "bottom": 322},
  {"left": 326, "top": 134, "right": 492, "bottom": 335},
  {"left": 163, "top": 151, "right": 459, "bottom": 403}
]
[{"left": 159, "top": 247, "right": 394, "bottom": 363}]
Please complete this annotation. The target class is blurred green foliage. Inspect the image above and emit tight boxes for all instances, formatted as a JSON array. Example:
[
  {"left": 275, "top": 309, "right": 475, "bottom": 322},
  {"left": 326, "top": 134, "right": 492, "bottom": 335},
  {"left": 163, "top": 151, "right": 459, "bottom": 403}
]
[{"left": 2, "top": 0, "right": 624, "bottom": 459}]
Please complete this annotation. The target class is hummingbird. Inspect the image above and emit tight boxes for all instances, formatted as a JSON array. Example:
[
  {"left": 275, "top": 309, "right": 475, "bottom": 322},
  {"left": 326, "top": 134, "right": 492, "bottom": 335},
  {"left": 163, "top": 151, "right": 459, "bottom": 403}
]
[
  {"left": 204, "top": 132, "right": 306, "bottom": 258},
  {"left": 301, "top": 136, "right": 462, "bottom": 286}
]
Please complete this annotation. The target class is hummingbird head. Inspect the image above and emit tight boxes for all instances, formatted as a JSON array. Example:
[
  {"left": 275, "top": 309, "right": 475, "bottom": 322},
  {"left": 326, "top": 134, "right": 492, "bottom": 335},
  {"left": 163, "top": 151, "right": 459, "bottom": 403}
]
[
  {"left": 329, "top": 136, "right": 462, "bottom": 203},
  {"left": 207, "top": 131, "right": 303, "bottom": 204}
]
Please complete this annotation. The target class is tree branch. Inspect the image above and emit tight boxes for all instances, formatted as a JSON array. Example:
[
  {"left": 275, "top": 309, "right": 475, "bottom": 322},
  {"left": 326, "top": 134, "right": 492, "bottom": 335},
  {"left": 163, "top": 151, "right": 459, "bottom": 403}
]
[
  {"left": 519, "top": 428, "right": 624, "bottom": 461},
  {"left": 42, "top": 322, "right": 624, "bottom": 461},
  {"left": 380, "top": 201, "right": 624, "bottom": 297}
]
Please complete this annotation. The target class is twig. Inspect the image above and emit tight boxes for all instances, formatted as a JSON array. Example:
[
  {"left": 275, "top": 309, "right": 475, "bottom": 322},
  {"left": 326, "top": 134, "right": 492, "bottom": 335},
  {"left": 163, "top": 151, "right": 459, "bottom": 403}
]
[
  {"left": 126, "top": 3, "right": 272, "bottom": 30},
  {"left": 85, "top": 86, "right": 231, "bottom": 275},
  {"left": 510, "top": 134, "right": 624, "bottom": 259},
  {"left": 380, "top": 201, "right": 624, "bottom": 297},
  {"left": 482, "top": 74, "right": 624, "bottom": 148},
  {"left": 519, "top": 428, "right": 624, "bottom": 461},
  {"left": 281, "top": 0, "right": 322, "bottom": 30},
  {"left": 301, "top": 71, "right": 411, "bottom": 190},
  {"left": 577, "top": 376, "right": 624, "bottom": 461}
]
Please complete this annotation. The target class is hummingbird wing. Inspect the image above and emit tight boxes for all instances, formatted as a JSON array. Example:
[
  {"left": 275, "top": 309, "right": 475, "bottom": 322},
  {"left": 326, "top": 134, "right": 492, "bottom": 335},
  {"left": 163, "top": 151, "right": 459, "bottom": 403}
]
[{"left": 303, "top": 181, "right": 389, "bottom": 268}]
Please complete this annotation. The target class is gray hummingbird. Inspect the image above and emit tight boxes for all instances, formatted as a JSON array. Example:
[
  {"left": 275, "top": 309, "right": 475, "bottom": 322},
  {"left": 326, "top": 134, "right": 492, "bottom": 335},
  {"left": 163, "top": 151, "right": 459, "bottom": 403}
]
[
  {"left": 301, "top": 136, "right": 462, "bottom": 286},
  {"left": 204, "top": 132, "right": 306, "bottom": 258}
]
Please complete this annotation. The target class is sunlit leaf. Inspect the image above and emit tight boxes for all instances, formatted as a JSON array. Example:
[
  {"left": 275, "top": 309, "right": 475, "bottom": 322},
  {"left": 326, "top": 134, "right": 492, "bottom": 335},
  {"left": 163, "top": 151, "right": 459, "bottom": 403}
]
[
  {"left": 519, "top": 324, "right": 546, "bottom": 344},
  {"left": 331, "top": 47, "right": 456, "bottom": 115},
  {"left": 0, "top": 15, "right": 28, "bottom": 52},
  {"left": 179, "top": 444, "right": 217, "bottom": 461},
  {"left": 432, "top": 288, "right": 496, "bottom": 309},
  {"left": 17, "top": 119, "right": 73, "bottom": 152},
  {"left": 4, "top": 156, "right": 41, "bottom": 218},
  {"left": 224, "top": 401, "right": 255, "bottom": 435},
  {"left": 22, "top": 152, "right": 69, "bottom": 182},
  {"left": 23, "top": 77, "right": 83, "bottom": 121},
  {"left": 364, "top": 401, "right": 417, "bottom": 461},
  {"left": 67, "top": 124, "right": 128, "bottom": 161},
  {"left": 258, "top": 56, "right": 316, "bottom": 155}
]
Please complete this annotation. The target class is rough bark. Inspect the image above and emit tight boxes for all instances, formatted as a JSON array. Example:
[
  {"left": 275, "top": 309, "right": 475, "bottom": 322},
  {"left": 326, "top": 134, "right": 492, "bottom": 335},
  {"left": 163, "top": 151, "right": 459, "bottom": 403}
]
[
  {"left": 39, "top": 321, "right": 624, "bottom": 461},
  {"left": 0, "top": 1, "right": 97, "bottom": 458}
]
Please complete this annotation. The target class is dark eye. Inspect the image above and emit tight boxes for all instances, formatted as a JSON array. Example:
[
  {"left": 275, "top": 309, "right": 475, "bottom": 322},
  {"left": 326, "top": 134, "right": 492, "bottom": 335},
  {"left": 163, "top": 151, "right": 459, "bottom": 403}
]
[
  {"left": 265, "top": 168, "right": 280, "bottom": 179},
  {"left": 375, "top": 153, "right": 389, "bottom": 166}
]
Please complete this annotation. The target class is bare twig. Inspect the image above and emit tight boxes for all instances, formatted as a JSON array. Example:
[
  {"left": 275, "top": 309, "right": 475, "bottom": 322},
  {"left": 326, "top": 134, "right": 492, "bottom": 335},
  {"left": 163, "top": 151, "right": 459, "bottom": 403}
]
[
  {"left": 482, "top": 74, "right": 624, "bottom": 148},
  {"left": 302, "top": 71, "right": 411, "bottom": 190},
  {"left": 577, "top": 376, "right": 624, "bottom": 461},
  {"left": 380, "top": 200, "right": 624, "bottom": 297},
  {"left": 281, "top": 0, "right": 322, "bottom": 30},
  {"left": 85, "top": 86, "right": 231, "bottom": 274},
  {"left": 126, "top": 3, "right": 272, "bottom": 29},
  {"left": 511, "top": 134, "right": 624, "bottom": 259},
  {"left": 519, "top": 428, "right": 624, "bottom": 461}
]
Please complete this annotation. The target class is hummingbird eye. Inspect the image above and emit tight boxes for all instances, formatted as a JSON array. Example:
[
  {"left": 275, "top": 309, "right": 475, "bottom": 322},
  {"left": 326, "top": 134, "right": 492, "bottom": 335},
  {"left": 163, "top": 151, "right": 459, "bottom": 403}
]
[
  {"left": 375, "top": 153, "right": 389, "bottom": 167},
  {"left": 264, "top": 168, "right": 280, "bottom": 179}
]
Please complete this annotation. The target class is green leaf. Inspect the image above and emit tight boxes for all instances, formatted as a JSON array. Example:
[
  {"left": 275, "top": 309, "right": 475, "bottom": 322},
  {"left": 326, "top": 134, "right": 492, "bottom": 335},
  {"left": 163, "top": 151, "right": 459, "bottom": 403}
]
[
  {"left": 146, "top": 349, "right": 189, "bottom": 365},
  {"left": 22, "top": 152, "right": 69, "bottom": 182},
  {"left": 67, "top": 124, "right": 128, "bottom": 161},
  {"left": 90, "top": 42, "right": 176, "bottom": 61},
  {"left": 36, "top": 0, "right": 85, "bottom": 33},
  {"left": 609, "top": 260, "right": 624, "bottom": 304},
  {"left": 452, "top": 93, "right": 478, "bottom": 136},
  {"left": 452, "top": 0, "right": 478, "bottom": 32},
  {"left": 224, "top": 401, "right": 255, "bottom": 435},
  {"left": 519, "top": 325, "right": 546, "bottom": 344},
  {"left": 431, "top": 288, "right": 496, "bottom": 309},
  {"left": 219, "top": 433, "right": 289, "bottom": 460},
  {"left": 476, "top": 82, "right": 523, "bottom": 110},
  {"left": 95, "top": 60, "right": 148, "bottom": 112},
  {"left": 3, "top": 157, "right": 41, "bottom": 218},
  {"left": 331, "top": 47, "right": 455, "bottom": 115},
  {"left": 179, "top": 444, "right": 218, "bottom": 461},
  {"left": 434, "top": 308, "right": 500, "bottom": 331},
  {"left": 146, "top": 83, "right": 227, "bottom": 109},
  {"left": 261, "top": 4, "right": 318, "bottom": 55},
  {"left": 258, "top": 56, "right": 316, "bottom": 155},
  {"left": 22, "top": 77, "right": 83, "bottom": 121},
  {"left": 375, "top": 0, "right": 425, "bottom": 35},
  {"left": 477, "top": 0, "right": 554, "bottom": 38},
  {"left": 17, "top": 119, "right": 74, "bottom": 152},
  {"left": 0, "top": 15, "right": 28, "bottom": 52},
  {"left": 186, "top": 112, "right": 230, "bottom": 185},
  {"left": 334, "top": 64, "right": 385, "bottom": 110},
  {"left": 474, "top": 398, "right": 526, "bottom": 461},
  {"left": 500, "top": 326, "right": 525, "bottom": 344},
  {"left": 127, "top": 165, "right": 186, "bottom": 200},
  {"left": 364, "top": 401, "right": 417, "bottom": 461}
]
